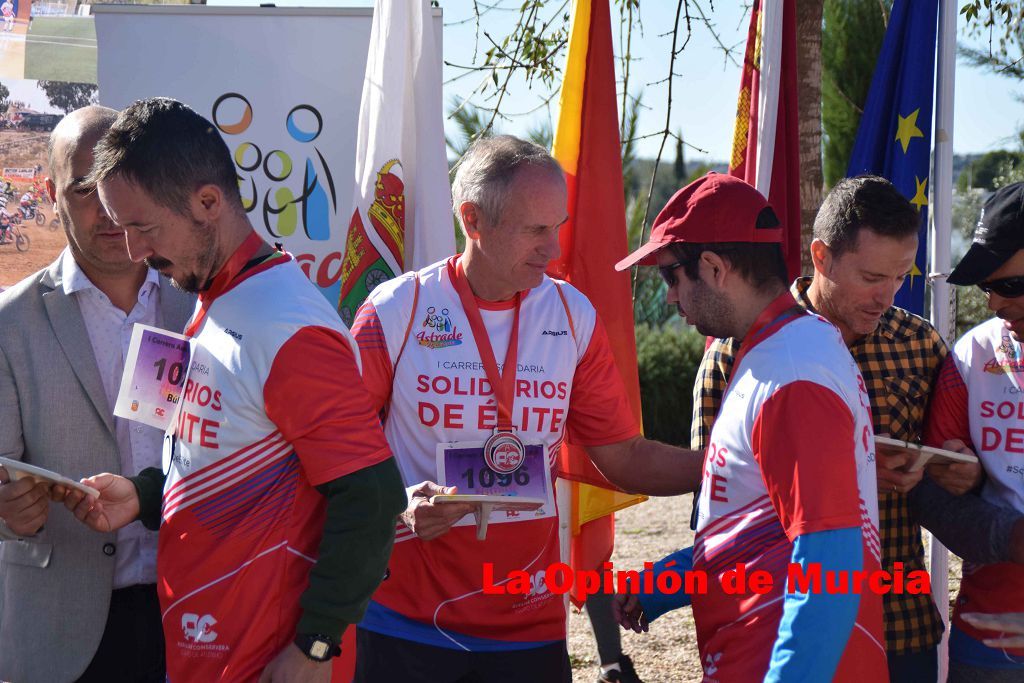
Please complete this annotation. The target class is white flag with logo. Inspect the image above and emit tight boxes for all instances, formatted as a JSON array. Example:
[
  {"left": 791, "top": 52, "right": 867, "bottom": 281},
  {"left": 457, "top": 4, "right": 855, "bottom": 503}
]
[{"left": 336, "top": 0, "right": 453, "bottom": 326}]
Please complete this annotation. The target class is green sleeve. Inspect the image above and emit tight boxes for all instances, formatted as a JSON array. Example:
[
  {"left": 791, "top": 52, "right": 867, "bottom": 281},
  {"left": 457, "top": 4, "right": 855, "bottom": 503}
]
[
  {"left": 297, "top": 456, "right": 407, "bottom": 641},
  {"left": 129, "top": 466, "right": 166, "bottom": 531}
]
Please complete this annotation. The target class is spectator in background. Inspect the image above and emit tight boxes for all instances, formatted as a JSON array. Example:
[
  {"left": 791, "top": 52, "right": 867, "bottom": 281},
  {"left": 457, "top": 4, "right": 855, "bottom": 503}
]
[{"left": 0, "top": 105, "right": 195, "bottom": 683}]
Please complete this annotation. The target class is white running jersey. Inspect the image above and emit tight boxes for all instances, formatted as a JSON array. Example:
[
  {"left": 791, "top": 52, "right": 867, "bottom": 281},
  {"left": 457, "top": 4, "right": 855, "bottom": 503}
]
[
  {"left": 159, "top": 252, "right": 390, "bottom": 681},
  {"left": 351, "top": 256, "right": 639, "bottom": 646},
  {"left": 693, "top": 299, "right": 886, "bottom": 682},
  {"left": 925, "top": 317, "right": 1024, "bottom": 654}
]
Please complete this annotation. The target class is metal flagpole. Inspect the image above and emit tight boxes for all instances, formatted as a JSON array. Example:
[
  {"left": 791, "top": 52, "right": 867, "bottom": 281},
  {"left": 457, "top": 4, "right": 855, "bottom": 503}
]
[{"left": 929, "top": 1, "right": 958, "bottom": 680}]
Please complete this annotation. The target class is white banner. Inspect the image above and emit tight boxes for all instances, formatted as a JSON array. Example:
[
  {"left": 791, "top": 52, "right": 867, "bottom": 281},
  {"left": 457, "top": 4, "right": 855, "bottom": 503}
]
[
  {"left": 3, "top": 167, "right": 37, "bottom": 181},
  {"left": 95, "top": 6, "right": 444, "bottom": 306}
]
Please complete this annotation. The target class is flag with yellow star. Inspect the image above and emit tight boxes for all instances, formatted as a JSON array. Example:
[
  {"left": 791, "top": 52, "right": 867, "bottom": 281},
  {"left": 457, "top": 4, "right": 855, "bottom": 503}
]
[{"left": 847, "top": 0, "right": 938, "bottom": 315}]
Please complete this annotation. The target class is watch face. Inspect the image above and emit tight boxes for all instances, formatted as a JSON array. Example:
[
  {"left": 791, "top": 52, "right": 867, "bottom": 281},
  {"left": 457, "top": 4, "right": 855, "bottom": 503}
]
[{"left": 310, "top": 641, "right": 330, "bottom": 659}]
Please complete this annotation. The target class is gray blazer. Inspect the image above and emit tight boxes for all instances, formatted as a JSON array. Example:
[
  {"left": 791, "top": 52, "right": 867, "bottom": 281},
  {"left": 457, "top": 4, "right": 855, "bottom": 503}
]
[{"left": 0, "top": 255, "right": 194, "bottom": 683}]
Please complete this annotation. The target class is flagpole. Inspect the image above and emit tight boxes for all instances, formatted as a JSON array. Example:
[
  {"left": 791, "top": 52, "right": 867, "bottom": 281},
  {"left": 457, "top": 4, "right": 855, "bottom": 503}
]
[{"left": 929, "top": 1, "right": 957, "bottom": 681}]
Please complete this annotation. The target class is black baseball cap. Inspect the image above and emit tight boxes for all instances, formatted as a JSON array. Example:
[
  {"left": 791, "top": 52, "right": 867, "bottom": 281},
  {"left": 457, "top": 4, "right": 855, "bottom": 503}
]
[{"left": 949, "top": 182, "right": 1024, "bottom": 286}]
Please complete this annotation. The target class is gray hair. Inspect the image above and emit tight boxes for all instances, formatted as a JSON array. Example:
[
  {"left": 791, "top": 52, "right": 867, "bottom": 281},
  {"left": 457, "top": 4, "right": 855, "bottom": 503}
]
[{"left": 451, "top": 135, "right": 564, "bottom": 227}]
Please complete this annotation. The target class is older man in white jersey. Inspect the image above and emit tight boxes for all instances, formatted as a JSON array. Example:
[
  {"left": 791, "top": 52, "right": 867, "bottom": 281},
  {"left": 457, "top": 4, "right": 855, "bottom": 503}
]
[{"left": 349, "top": 135, "right": 707, "bottom": 683}]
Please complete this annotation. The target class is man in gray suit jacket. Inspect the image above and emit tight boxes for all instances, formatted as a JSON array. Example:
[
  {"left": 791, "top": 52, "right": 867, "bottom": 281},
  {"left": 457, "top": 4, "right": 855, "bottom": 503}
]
[{"left": 0, "top": 106, "right": 195, "bottom": 682}]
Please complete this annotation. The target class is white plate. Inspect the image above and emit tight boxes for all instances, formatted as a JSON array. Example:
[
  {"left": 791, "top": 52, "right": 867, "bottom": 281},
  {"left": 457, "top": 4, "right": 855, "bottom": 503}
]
[
  {"left": 430, "top": 494, "right": 547, "bottom": 540},
  {"left": 0, "top": 457, "right": 100, "bottom": 498},
  {"left": 873, "top": 436, "right": 979, "bottom": 472},
  {"left": 430, "top": 494, "right": 546, "bottom": 511}
]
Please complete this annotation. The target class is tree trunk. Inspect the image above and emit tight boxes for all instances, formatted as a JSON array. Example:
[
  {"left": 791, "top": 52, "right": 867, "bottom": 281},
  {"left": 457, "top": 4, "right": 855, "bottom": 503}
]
[{"left": 796, "top": 0, "right": 824, "bottom": 276}]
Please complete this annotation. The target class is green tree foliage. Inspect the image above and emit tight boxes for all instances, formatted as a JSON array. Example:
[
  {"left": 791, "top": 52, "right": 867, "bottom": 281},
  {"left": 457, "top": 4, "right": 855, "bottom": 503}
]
[
  {"left": 952, "top": 158, "right": 1024, "bottom": 338},
  {"left": 636, "top": 323, "right": 707, "bottom": 446},
  {"left": 957, "top": 149, "right": 1024, "bottom": 191},
  {"left": 821, "top": 0, "right": 891, "bottom": 187},
  {"left": 37, "top": 81, "right": 97, "bottom": 114},
  {"left": 673, "top": 131, "right": 686, "bottom": 183},
  {"left": 0, "top": 81, "right": 9, "bottom": 111},
  {"left": 960, "top": 1, "right": 1024, "bottom": 96}
]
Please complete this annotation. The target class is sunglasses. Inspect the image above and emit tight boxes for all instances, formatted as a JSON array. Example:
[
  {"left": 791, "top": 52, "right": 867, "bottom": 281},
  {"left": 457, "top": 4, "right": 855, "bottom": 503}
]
[
  {"left": 978, "top": 275, "right": 1024, "bottom": 299},
  {"left": 658, "top": 259, "right": 690, "bottom": 287}
]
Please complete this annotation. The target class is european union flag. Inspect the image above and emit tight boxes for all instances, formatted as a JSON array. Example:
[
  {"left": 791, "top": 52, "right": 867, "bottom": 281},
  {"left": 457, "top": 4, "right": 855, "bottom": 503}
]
[{"left": 847, "top": 0, "right": 938, "bottom": 315}]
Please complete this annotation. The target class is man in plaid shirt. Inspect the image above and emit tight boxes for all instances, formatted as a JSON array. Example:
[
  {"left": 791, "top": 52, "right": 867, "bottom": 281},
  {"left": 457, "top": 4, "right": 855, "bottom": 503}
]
[{"left": 692, "top": 176, "right": 981, "bottom": 681}]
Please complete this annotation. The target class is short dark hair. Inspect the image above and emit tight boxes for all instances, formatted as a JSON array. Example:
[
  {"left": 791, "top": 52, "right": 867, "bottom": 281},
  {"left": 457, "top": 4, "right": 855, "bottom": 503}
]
[
  {"left": 87, "top": 97, "right": 242, "bottom": 215},
  {"left": 669, "top": 241, "right": 788, "bottom": 289},
  {"left": 813, "top": 175, "right": 919, "bottom": 257}
]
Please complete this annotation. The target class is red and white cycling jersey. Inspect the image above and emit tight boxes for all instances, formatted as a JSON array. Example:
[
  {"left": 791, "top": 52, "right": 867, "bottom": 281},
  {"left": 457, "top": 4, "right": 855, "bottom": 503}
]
[
  {"left": 692, "top": 294, "right": 887, "bottom": 682},
  {"left": 925, "top": 317, "right": 1024, "bottom": 655},
  {"left": 351, "top": 256, "right": 638, "bottom": 647},
  {"left": 159, "top": 247, "right": 390, "bottom": 681}
]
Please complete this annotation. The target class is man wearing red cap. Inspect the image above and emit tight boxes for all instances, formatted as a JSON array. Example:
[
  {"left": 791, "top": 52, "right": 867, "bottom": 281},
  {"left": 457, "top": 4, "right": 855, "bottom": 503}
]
[
  {"left": 684, "top": 175, "right": 992, "bottom": 681},
  {"left": 614, "top": 173, "right": 888, "bottom": 681}
]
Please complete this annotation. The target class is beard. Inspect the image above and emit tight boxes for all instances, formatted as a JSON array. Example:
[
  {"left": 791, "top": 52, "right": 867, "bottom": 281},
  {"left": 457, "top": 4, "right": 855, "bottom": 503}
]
[
  {"left": 146, "top": 219, "right": 219, "bottom": 293},
  {"left": 686, "top": 277, "right": 737, "bottom": 339}
]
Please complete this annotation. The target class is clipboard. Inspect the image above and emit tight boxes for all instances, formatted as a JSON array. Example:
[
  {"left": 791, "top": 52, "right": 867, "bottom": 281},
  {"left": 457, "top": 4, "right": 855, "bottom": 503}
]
[
  {"left": 873, "top": 436, "right": 979, "bottom": 472},
  {"left": 431, "top": 494, "right": 546, "bottom": 540}
]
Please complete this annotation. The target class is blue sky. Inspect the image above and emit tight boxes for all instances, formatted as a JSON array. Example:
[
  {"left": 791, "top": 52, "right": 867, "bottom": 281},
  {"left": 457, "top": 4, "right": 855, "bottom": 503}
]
[
  {"left": 438, "top": 1, "right": 1024, "bottom": 162},
  {"left": 168, "top": 0, "right": 1024, "bottom": 162}
]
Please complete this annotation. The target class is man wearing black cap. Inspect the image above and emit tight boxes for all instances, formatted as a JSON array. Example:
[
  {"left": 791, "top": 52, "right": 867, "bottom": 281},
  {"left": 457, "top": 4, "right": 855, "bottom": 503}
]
[
  {"left": 917, "top": 182, "right": 1024, "bottom": 681},
  {"left": 613, "top": 173, "right": 888, "bottom": 681}
]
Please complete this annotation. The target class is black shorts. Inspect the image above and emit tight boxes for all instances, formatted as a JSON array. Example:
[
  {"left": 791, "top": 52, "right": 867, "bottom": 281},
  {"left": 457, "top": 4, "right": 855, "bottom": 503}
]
[{"left": 353, "top": 627, "right": 572, "bottom": 683}]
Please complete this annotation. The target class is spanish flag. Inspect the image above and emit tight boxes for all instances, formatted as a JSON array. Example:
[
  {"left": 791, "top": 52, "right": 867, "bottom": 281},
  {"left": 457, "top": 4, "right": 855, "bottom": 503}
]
[{"left": 550, "top": 0, "right": 647, "bottom": 608}]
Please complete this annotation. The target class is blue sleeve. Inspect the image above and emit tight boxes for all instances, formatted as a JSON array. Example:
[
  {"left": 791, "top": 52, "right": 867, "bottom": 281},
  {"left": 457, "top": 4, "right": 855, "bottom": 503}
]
[
  {"left": 764, "top": 527, "right": 862, "bottom": 683},
  {"left": 635, "top": 546, "right": 693, "bottom": 622}
]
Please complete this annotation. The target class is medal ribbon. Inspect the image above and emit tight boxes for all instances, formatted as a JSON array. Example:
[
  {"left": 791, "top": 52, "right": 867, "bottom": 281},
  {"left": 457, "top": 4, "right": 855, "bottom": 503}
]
[
  {"left": 728, "top": 291, "right": 805, "bottom": 384},
  {"left": 183, "top": 231, "right": 265, "bottom": 337},
  {"left": 451, "top": 259, "right": 522, "bottom": 432}
]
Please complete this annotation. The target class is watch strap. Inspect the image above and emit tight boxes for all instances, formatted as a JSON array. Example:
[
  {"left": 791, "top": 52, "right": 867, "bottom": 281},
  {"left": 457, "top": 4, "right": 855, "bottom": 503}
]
[{"left": 294, "top": 633, "right": 341, "bottom": 662}]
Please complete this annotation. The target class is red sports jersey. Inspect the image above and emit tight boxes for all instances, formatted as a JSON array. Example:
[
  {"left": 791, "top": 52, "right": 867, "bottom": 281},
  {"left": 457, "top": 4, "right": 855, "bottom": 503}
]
[
  {"left": 692, "top": 294, "right": 887, "bottom": 682},
  {"left": 159, "top": 246, "right": 391, "bottom": 681},
  {"left": 351, "top": 256, "right": 638, "bottom": 648}
]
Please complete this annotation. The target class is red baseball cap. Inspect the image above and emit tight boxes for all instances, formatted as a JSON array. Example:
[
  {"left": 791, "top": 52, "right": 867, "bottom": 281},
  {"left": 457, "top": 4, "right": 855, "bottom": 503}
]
[{"left": 615, "top": 172, "right": 782, "bottom": 270}]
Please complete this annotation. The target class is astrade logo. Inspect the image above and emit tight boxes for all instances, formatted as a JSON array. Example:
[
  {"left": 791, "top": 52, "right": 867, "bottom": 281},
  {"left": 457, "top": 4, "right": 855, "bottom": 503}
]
[
  {"left": 541, "top": 330, "right": 567, "bottom": 337},
  {"left": 417, "top": 305, "right": 463, "bottom": 349},
  {"left": 983, "top": 357, "right": 1024, "bottom": 374},
  {"left": 182, "top": 613, "right": 219, "bottom": 643}
]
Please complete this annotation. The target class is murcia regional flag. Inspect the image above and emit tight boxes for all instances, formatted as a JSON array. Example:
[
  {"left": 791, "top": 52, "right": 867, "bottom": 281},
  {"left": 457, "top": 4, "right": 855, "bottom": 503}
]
[
  {"left": 729, "top": 0, "right": 801, "bottom": 279},
  {"left": 337, "top": 0, "right": 453, "bottom": 326}
]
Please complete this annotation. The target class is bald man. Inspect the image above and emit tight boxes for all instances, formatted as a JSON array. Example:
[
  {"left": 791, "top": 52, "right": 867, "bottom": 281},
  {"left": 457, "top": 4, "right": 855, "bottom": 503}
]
[{"left": 0, "top": 106, "right": 194, "bottom": 682}]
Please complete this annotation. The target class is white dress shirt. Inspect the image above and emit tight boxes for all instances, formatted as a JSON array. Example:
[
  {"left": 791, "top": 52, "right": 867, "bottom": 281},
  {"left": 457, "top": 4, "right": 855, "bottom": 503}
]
[{"left": 61, "top": 248, "right": 163, "bottom": 588}]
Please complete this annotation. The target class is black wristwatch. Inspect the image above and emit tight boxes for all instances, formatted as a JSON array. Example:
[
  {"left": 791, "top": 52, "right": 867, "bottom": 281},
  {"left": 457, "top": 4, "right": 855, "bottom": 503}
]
[{"left": 293, "top": 634, "right": 341, "bottom": 662}]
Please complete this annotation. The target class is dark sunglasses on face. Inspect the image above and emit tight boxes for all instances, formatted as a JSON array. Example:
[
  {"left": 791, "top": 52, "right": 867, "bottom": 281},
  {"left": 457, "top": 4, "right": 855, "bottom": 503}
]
[
  {"left": 978, "top": 275, "right": 1024, "bottom": 299},
  {"left": 658, "top": 259, "right": 689, "bottom": 287}
]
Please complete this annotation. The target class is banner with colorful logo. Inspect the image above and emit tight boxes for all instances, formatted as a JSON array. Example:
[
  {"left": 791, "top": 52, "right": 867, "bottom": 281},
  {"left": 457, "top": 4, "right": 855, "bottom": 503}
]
[
  {"left": 550, "top": 0, "right": 647, "bottom": 608},
  {"left": 95, "top": 6, "right": 446, "bottom": 307}
]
